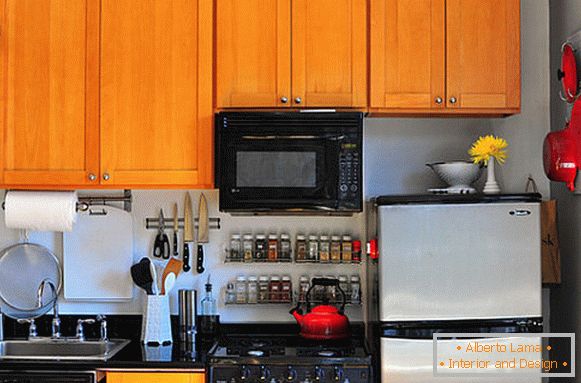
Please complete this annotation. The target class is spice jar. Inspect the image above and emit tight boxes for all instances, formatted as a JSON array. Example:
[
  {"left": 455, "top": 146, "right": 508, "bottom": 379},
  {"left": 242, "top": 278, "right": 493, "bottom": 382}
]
[
  {"left": 330, "top": 236, "right": 342, "bottom": 263},
  {"left": 298, "top": 275, "right": 310, "bottom": 303},
  {"left": 295, "top": 235, "right": 307, "bottom": 261},
  {"left": 338, "top": 275, "right": 350, "bottom": 300},
  {"left": 258, "top": 276, "right": 270, "bottom": 303},
  {"left": 350, "top": 275, "right": 361, "bottom": 304},
  {"left": 243, "top": 234, "right": 254, "bottom": 263},
  {"left": 267, "top": 234, "right": 279, "bottom": 262},
  {"left": 269, "top": 276, "right": 281, "bottom": 302},
  {"left": 247, "top": 276, "right": 258, "bottom": 304},
  {"left": 230, "top": 234, "right": 242, "bottom": 261},
  {"left": 279, "top": 234, "right": 292, "bottom": 261},
  {"left": 313, "top": 274, "right": 324, "bottom": 302},
  {"left": 308, "top": 235, "right": 319, "bottom": 262},
  {"left": 281, "top": 275, "right": 292, "bottom": 302},
  {"left": 352, "top": 240, "right": 362, "bottom": 263},
  {"left": 254, "top": 234, "right": 267, "bottom": 261},
  {"left": 319, "top": 235, "right": 330, "bottom": 263},
  {"left": 341, "top": 235, "right": 353, "bottom": 263},
  {"left": 325, "top": 275, "right": 336, "bottom": 303},
  {"left": 225, "top": 282, "right": 236, "bottom": 304},
  {"left": 235, "top": 275, "right": 247, "bottom": 304}
]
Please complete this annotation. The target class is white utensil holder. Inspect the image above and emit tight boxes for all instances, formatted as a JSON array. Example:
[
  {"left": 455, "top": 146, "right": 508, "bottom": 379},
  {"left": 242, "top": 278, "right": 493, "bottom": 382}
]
[{"left": 141, "top": 294, "right": 172, "bottom": 345}]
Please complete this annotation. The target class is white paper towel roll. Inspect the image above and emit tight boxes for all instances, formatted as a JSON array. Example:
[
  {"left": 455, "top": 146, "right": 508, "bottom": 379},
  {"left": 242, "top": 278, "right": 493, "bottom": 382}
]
[{"left": 4, "top": 191, "right": 78, "bottom": 232}]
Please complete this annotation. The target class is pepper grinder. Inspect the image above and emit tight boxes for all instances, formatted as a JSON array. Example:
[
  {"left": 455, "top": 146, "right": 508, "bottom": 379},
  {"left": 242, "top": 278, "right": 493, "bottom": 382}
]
[{"left": 178, "top": 289, "right": 197, "bottom": 344}]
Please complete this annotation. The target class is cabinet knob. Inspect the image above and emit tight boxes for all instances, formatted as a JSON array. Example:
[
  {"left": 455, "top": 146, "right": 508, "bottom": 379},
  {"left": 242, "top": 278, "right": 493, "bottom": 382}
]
[
  {"left": 294, "top": 97, "right": 302, "bottom": 104},
  {"left": 280, "top": 96, "right": 288, "bottom": 104},
  {"left": 449, "top": 97, "right": 458, "bottom": 104},
  {"left": 435, "top": 97, "right": 443, "bottom": 105},
  {"left": 103, "top": 173, "right": 110, "bottom": 181},
  {"left": 88, "top": 173, "right": 97, "bottom": 181}
]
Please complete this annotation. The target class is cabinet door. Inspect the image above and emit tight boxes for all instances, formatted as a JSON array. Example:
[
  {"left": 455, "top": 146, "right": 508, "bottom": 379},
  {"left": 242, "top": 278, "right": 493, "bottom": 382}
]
[
  {"left": 216, "top": 0, "right": 291, "bottom": 108},
  {"left": 100, "top": 0, "right": 213, "bottom": 188},
  {"left": 446, "top": 0, "right": 520, "bottom": 110},
  {"left": 370, "top": 0, "right": 445, "bottom": 109},
  {"left": 106, "top": 372, "right": 205, "bottom": 383},
  {"left": 0, "top": 0, "right": 99, "bottom": 187},
  {"left": 292, "top": 0, "right": 367, "bottom": 108}
]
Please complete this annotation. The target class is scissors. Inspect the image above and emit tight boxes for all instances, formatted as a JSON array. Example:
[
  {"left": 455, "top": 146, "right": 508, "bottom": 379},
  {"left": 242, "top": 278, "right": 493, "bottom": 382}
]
[{"left": 153, "top": 209, "right": 171, "bottom": 259}]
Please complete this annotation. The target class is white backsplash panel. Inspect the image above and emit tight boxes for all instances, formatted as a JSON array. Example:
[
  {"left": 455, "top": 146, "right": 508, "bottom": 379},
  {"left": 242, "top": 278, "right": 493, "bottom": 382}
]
[{"left": 0, "top": 189, "right": 365, "bottom": 323}]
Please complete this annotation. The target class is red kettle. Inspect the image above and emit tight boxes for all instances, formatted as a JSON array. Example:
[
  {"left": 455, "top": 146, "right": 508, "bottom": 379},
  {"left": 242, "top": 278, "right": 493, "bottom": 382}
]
[{"left": 290, "top": 278, "right": 350, "bottom": 340}]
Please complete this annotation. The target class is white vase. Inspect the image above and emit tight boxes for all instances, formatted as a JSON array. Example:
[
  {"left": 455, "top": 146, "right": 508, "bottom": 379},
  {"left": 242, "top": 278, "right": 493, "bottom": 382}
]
[{"left": 483, "top": 158, "right": 501, "bottom": 194}]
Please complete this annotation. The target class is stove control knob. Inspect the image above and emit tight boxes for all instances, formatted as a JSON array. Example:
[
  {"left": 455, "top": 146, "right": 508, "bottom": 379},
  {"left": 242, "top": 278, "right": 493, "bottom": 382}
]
[
  {"left": 333, "top": 367, "right": 344, "bottom": 381},
  {"left": 287, "top": 366, "right": 297, "bottom": 381},
  {"left": 259, "top": 365, "right": 271, "bottom": 381},
  {"left": 240, "top": 365, "right": 250, "bottom": 381}
]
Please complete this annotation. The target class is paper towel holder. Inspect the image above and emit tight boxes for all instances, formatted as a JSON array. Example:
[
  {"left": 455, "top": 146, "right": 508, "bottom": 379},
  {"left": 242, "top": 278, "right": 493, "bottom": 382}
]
[{"left": 2, "top": 190, "right": 133, "bottom": 213}]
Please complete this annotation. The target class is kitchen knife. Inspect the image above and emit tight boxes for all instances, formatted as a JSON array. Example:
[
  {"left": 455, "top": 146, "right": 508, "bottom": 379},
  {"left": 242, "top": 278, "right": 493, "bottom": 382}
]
[
  {"left": 172, "top": 203, "right": 179, "bottom": 257},
  {"left": 183, "top": 193, "right": 193, "bottom": 272},
  {"left": 196, "top": 193, "right": 208, "bottom": 274}
]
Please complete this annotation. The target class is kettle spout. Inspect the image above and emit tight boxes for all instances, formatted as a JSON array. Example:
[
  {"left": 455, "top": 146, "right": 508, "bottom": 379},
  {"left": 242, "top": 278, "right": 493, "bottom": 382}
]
[{"left": 290, "top": 307, "right": 304, "bottom": 325}]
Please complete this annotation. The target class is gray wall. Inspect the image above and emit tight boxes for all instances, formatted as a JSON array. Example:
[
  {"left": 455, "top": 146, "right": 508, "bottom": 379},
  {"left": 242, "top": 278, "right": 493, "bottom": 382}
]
[{"left": 550, "top": 1, "right": 581, "bottom": 380}]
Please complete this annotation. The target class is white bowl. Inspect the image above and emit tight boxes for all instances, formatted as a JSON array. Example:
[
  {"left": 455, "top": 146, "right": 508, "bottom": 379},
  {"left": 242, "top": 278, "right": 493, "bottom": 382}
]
[{"left": 427, "top": 161, "right": 483, "bottom": 189}]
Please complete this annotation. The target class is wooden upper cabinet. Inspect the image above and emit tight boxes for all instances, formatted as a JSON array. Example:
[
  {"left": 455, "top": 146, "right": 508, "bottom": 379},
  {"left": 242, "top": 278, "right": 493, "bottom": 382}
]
[
  {"left": 370, "top": 0, "right": 445, "bottom": 109},
  {"left": 0, "top": 0, "right": 99, "bottom": 187},
  {"left": 291, "top": 0, "right": 367, "bottom": 108},
  {"left": 446, "top": 0, "right": 520, "bottom": 110},
  {"left": 100, "top": 0, "right": 213, "bottom": 187},
  {"left": 216, "top": 0, "right": 291, "bottom": 108}
]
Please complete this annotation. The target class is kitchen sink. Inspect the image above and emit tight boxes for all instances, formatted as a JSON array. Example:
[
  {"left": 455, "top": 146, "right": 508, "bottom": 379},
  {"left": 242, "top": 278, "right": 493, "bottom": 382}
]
[{"left": 0, "top": 339, "right": 130, "bottom": 361}]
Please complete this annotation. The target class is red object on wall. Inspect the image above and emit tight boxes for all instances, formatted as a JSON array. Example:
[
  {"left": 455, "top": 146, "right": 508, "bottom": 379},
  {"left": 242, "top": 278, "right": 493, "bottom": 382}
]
[
  {"left": 367, "top": 238, "right": 378, "bottom": 260},
  {"left": 559, "top": 43, "right": 578, "bottom": 102},
  {"left": 544, "top": 98, "right": 581, "bottom": 191}
]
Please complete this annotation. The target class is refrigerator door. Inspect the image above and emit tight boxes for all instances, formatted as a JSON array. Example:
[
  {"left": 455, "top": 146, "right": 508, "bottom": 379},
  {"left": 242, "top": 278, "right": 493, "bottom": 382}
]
[
  {"left": 381, "top": 337, "right": 542, "bottom": 383},
  {"left": 378, "top": 202, "right": 541, "bottom": 322}
]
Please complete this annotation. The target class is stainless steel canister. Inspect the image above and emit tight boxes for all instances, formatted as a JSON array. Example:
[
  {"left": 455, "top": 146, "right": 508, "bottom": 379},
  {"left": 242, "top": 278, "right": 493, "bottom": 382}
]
[{"left": 178, "top": 289, "right": 197, "bottom": 343}]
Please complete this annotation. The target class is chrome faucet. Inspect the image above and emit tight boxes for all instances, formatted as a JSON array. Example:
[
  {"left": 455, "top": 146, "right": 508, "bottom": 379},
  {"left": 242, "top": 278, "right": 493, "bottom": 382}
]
[
  {"left": 96, "top": 315, "right": 108, "bottom": 341},
  {"left": 17, "top": 318, "right": 38, "bottom": 339},
  {"left": 37, "top": 279, "right": 60, "bottom": 338},
  {"left": 75, "top": 319, "right": 96, "bottom": 341}
]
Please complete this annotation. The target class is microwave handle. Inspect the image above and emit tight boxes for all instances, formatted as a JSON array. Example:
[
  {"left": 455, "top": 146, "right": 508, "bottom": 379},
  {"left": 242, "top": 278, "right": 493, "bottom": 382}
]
[{"left": 241, "top": 134, "right": 346, "bottom": 141}]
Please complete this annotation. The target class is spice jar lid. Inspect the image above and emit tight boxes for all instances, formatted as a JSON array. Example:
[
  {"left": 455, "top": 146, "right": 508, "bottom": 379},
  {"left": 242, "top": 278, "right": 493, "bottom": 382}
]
[
  {"left": 232, "top": 234, "right": 241, "bottom": 239},
  {"left": 353, "top": 240, "right": 361, "bottom": 251},
  {"left": 338, "top": 275, "right": 348, "bottom": 282},
  {"left": 350, "top": 275, "right": 360, "bottom": 282},
  {"left": 282, "top": 275, "right": 291, "bottom": 281},
  {"left": 331, "top": 235, "right": 341, "bottom": 241},
  {"left": 296, "top": 234, "right": 306, "bottom": 240},
  {"left": 259, "top": 275, "right": 269, "bottom": 282},
  {"left": 342, "top": 235, "right": 352, "bottom": 241},
  {"left": 248, "top": 275, "right": 258, "bottom": 282},
  {"left": 271, "top": 275, "right": 280, "bottom": 281},
  {"left": 299, "top": 275, "right": 309, "bottom": 282},
  {"left": 256, "top": 234, "right": 266, "bottom": 239},
  {"left": 268, "top": 234, "right": 278, "bottom": 240},
  {"left": 236, "top": 275, "right": 247, "bottom": 281},
  {"left": 320, "top": 235, "right": 329, "bottom": 241},
  {"left": 281, "top": 234, "right": 290, "bottom": 240},
  {"left": 308, "top": 235, "right": 318, "bottom": 240},
  {"left": 243, "top": 234, "right": 253, "bottom": 240}
]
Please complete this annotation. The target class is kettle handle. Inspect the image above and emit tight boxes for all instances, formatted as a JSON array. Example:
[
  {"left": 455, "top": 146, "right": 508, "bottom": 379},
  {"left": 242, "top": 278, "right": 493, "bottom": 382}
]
[{"left": 305, "top": 278, "right": 347, "bottom": 314}]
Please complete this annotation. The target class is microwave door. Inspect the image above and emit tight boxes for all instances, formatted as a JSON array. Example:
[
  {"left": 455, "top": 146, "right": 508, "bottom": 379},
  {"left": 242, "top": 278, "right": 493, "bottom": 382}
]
[{"left": 222, "top": 137, "right": 341, "bottom": 209}]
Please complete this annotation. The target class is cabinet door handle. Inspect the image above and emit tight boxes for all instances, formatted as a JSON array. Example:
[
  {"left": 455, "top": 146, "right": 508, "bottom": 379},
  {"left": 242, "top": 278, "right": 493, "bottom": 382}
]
[
  {"left": 281, "top": 96, "right": 288, "bottom": 104},
  {"left": 435, "top": 97, "right": 443, "bottom": 105},
  {"left": 88, "top": 173, "right": 97, "bottom": 181},
  {"left": 449, "top": 97, "right": 458, "bottom": 104},
  {"left": 103, "top": 173, "right": 110, "bottom": 181},
  {"left": 294, "top": 97, "right": 302, "bottom": 104}
]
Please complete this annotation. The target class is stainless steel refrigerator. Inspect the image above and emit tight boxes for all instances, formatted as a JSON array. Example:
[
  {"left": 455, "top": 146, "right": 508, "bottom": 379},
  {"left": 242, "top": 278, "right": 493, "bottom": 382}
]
[{"left": 371, "top": 194, "right": 543, "bottom": 383}]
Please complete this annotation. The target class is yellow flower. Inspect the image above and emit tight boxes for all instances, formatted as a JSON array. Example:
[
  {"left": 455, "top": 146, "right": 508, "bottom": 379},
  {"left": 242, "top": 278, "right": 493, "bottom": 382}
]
[{"left": 468, "top": 135, "right": 508, "bottom": 165}]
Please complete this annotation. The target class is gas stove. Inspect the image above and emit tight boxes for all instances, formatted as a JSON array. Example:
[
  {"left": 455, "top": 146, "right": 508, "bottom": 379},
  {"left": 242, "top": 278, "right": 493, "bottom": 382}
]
[{"left": 208, "top": 334, "right": 372, "bottom": 383}]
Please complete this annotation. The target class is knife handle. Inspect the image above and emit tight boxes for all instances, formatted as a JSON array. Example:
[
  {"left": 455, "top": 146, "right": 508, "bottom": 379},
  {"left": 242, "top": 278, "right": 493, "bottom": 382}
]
[
  {"left": 183, "top": 243, "right": 191, "bottom": 272},
  {"left": 173, "top": 231, "right": 179, "bottom": 256},
  {"left": 197, "top": 244, "right": 205, "bottom": 274}
]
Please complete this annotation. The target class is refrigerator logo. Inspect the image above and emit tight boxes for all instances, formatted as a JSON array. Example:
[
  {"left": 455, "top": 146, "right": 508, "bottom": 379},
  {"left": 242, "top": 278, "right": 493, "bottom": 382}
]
[{"left": 509, "top": 209, "right": 532, "bottom": 216}]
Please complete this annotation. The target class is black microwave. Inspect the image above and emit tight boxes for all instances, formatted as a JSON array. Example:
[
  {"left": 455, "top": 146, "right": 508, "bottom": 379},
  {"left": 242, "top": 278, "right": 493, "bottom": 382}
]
[{"left": 215, "top": 112, "right": 363, "bottom": 213}]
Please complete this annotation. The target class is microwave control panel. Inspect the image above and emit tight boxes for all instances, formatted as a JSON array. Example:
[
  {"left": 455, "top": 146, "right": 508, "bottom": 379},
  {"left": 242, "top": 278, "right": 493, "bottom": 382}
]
[{"left": 339, "top": 143, "right": 361, "bottom": 200}]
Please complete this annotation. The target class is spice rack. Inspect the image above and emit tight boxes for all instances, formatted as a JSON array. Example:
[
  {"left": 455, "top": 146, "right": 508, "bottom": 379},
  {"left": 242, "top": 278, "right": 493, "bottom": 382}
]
[{"left": 225, "top": 232, "right": 363, "bottom": 264}]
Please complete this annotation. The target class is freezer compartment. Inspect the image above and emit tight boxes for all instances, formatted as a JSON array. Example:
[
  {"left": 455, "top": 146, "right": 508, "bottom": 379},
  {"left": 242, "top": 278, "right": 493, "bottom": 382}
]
[
  {"left": 378, "top": 203, "right": 541, "bottom": 322},
  {"left": 381, "top": 336, "right": 542, "bottom": 383}
]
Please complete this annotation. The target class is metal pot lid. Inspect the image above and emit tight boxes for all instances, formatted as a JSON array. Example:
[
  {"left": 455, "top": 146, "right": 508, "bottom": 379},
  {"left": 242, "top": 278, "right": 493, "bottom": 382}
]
[
  {"left": 560, "top": 43, "right": 578, "bottom": 103},
  {"left": 0, "top": 243, "right": 61, "bottom": 319}
]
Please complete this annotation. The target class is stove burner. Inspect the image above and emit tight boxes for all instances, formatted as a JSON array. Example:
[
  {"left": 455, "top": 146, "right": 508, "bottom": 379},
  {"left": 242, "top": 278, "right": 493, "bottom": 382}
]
[
  {"left": 318, "top": 350, "right": 336, "bottom": 357},
  {"left": 248, "top": 350, "right": 264, "bottom": 357}
]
